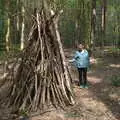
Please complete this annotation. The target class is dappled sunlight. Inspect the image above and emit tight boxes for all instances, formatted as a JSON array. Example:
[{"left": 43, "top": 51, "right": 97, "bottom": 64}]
[
  {"left": 109, "top": 64, "right": 120, "bottom": 68},
  {"left": 80, "top": 98, "right": 110, "bottom": 116},
  {"left": 73, "top": 85, "right": 119, "bottom": 120},
  {"left": 68, "top": 49, "right": 120, "bottom": 119},
  {"left": 89, "top": 83, "right": 120, "bottom": 120},
  {"left": 109, "top": 93, "right": 120, "bottom": 103},
  {"left": 98, "top": 87, "right": 120, "bottom": 102},
  {"left": 88, "top": 76, "right": 103, "bottom": 84}
]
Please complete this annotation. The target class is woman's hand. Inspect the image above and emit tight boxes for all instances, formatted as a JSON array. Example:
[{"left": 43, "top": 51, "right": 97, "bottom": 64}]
[{"left": 68, "top": 59, "right": 75, "bottom": 63}]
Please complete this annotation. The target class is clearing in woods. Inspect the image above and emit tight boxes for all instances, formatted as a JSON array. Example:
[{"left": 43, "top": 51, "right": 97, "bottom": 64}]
[
  {"left": 0, "top": 49, "right": 120, "bottom": 120},
  {"left": 31, "top": 49, "right": 120, "bottom": 120}
]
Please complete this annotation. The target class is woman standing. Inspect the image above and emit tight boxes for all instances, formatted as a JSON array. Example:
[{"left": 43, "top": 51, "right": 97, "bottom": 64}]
[{"left": 69, "top": 44, "right": 90, "bottom": 88}]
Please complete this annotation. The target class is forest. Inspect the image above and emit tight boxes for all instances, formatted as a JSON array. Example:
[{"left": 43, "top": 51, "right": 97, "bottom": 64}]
[{"left": 0, "top": 0, "right": 120, "bottom": 120}]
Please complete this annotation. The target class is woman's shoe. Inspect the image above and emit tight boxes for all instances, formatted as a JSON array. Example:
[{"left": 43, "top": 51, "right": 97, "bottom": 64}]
[
  {"left": 84, "top": 85, "right": 89, "bottom": 89},
  {"left": 80, "top": 85, "right": 84, "bottom": 88}
]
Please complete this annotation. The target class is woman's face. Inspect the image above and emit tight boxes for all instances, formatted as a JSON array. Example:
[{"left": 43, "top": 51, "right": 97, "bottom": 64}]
[{"left": 78, "top": 44, "right": 84, "bottom": 50}]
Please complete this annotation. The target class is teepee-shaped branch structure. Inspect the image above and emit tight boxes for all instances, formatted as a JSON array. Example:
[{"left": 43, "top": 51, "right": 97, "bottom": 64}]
[{"left": 6, "top": 6, "right": 74, "bottom": 113}]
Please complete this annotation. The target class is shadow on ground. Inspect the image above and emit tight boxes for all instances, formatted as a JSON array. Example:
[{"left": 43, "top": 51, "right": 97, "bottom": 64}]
[
  {"left": 70, "top": 55, "right": 120, "bottom": 120},
  {"left": 87, "top": 56, "right": 120, "bottom": 119}
]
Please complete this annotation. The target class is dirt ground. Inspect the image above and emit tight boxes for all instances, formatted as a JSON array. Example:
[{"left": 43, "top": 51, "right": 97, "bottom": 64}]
[
  {"left": 0, "top": 49, "right": 120, "bottom": 120},
  {"left": 31, "top": 50, "right": 120, "bottom": 120}
]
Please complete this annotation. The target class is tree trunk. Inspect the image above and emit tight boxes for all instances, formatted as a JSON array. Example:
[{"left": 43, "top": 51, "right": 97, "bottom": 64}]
[
  {"left": 101, "top": 0, "right": 107, "bottom": 48},
  {"left": 5, "top": 17, "right": 10, "bottom": 52},
  {"left": 20, "top": 6, "right": 25, "bottom": 50},
  {"left": 91, "top": 0, "right": 96, "bottom": 49},
  {"left": 16, "top": 0, "right": 20, "bottom": 32}
]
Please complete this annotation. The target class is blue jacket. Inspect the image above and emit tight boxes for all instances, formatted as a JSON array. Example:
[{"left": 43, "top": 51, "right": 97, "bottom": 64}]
[{"left": 72, "top": 50, "right": 90, "bottom": 68}]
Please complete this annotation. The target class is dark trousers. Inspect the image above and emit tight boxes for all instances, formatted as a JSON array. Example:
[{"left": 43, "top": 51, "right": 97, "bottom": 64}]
[{"left": 78, "top": 68, "right": 87, "bottom": 86}]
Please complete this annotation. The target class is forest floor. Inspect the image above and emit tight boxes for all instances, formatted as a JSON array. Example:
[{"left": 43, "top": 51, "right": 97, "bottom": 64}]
[
  {"left": 31, "top": 49, "right": 120, "bottom": 120},
  {"left": 0, "top": 48, "right": 120, "bottom": 120}
]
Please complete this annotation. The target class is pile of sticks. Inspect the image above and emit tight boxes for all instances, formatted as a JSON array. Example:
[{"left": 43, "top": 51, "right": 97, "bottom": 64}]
[{"left": 5, "top": 8, "right": 74, "bottom": 112}]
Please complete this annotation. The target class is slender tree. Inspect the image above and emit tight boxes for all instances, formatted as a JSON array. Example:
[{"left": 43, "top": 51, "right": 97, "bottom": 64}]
[
  {"left": 5, "top": 0, "right": 11, "bottom": 52},
  {"left": 91, "top": 0, "right": 96, "bottom": 49},
  {"left": 101, "top": 0, "right": 107, "bottom": 47},
  {"left": 20, "top": 5, "right": 25, "bottom": 50}
]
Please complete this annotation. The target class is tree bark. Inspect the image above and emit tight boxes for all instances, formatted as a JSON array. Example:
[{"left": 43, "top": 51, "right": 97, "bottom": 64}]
[
  {"left": 101, "top": 0, "right": 107, "bottom": 48},
  {"left": 20, "top": 5, "right": 25, "bottom": 50},
  {"left": 6, "top": 17, "right": 10, "bottom": 52},
  {"left": 2, "top": 7, "right": 74, "bottom": 113},
  {"left": 91, "top": 0, "right": 96, "bottom": 49}
]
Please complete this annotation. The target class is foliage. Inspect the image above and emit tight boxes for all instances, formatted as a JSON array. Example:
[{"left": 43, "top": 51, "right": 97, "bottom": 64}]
[
  {"left": 108, "top": 47, "right": 120, "bottom": 53},
  {"left": 107, "top": 47, "right": 120, "bottom": 56},
  {"left": 110, "top": 75, "right": 120, "bottom": 87},
  {"left": 19, "top": 109, "right": 28, "bottom": 117},
  {"left": 0, "top": 0, "right": 120, "bottom": 50}
]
